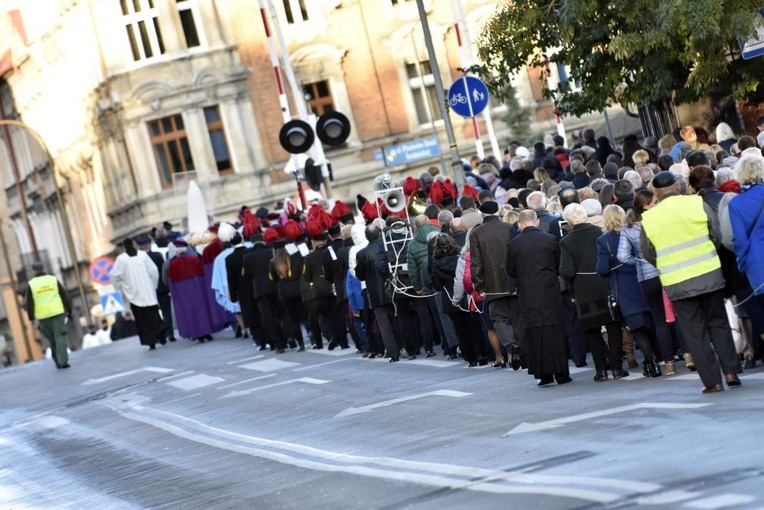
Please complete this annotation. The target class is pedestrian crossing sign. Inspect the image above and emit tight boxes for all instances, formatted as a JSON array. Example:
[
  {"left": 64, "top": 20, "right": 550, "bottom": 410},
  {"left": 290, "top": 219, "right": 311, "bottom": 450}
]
[{"left": 100, "top": 292, "right": 125, "bottom": 316}]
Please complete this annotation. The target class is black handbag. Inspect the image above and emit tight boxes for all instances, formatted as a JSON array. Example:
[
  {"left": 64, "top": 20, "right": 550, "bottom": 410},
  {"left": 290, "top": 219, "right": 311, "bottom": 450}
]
[{"left": 605, "top": 236, "right": 622, "bottom": 322}]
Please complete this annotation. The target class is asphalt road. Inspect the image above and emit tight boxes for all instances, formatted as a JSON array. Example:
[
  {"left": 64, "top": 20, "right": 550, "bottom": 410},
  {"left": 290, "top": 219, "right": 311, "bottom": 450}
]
[{"left": 1, "top": 331, "right": 763, "bottom": 510}]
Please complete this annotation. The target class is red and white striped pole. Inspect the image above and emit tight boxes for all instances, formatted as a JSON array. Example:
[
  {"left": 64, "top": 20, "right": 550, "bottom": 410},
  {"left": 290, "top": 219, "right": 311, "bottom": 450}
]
[
  {"left": 450, "top": 0, "right": 483, "bottom": 159},
  {"left": 450, "top": 0, "right": 500, "bottom": 159},
  {"left": 257, "top": 0, "right": 306, "bottom": 209},
  {"left": 544, "top": 56, "right": 567, "bottom": 145}
]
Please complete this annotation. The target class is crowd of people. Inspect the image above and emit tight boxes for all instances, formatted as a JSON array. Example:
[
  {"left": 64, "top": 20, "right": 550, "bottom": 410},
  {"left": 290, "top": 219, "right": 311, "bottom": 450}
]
[{"left": 106, "top": 119, "right": 764, "bottom": 394}]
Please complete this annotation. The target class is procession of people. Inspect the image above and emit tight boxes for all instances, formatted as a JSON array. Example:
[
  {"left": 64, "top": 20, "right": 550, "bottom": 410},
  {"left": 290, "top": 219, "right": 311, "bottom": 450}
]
[{"left": 94, "top": 123, "right": 764, "bottom": 395}]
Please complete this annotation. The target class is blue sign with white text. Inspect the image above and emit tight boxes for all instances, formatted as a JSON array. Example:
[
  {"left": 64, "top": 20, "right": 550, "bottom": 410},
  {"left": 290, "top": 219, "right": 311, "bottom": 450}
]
[
  {"left": 448, "top": 76, "right": 490, "bottom": 118},
  {"left": 383, "top": 136, "right": 442, "bottom": 166},
  {"left": 740, "top": 10, "right": 764, "bottom": 60}
]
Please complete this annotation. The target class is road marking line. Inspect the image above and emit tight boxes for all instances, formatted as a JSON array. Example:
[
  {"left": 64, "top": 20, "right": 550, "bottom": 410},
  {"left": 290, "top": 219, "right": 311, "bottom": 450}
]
[
  {"left": 160, "top": 392, "right": 203, "bottom": 406},
  {"left": 683, "top": 493, "right": 756, "bottom": 509},
  {"left": 335, "top": 390, "right": 472, "bottom": 418},
  {"left": 83, "top": 367, "right": 173, "bottom": 385},
  {"left": 111, "top": 403, "right": 662, "bottom": 502},
  {"left": 401, "top": 358, "right": 458, "bottom": 368},
  {"left": 292, "top": 358, "right": 354, "bottom": 372},
  {"left": 636, "top": 490, "right": 704, "bottom": 505},
  {"left": 240, "top": 359, "right": 300, "bottom": 372},
  {"left": 221, "top": 377, "right": 330, "bottom": 399},
  {"left": 156, "top": 370, "right": 195, "bottom": 382},
  {"left": 217, "top": 374, "right": 277, "bottom": 389},
  {"left": 226, "top": 355, "right": 264, "bottom": 365},
  {"left": 504, "top": 403, "right": 712, "bottom": 436},
  {"left": 167, "top": 374, "right": 225, "bottom": 391},
  {"left": 307, "top": 348, "right": 356, "bottom": 357}
]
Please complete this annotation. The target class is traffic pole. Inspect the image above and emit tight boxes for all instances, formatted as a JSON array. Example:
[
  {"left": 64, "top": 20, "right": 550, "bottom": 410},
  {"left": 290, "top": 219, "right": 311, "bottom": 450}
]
[
  {"left": 258, "top": 0, "right": 307, "bottom": 209},
  {"left": 450, "top": 1, "right": 483, "bottom": 159},
  {"left": 452, "top": 0, "right": 500, "bottom": 159},
  {"left": 266, "top": 0, "right": 333, "bottom": 198},
  {"left": 544, "top": 57, "right": 567, "bottom": 144},
  {"left": 415, "top": 0, "right": 465, "bottom": 190}
]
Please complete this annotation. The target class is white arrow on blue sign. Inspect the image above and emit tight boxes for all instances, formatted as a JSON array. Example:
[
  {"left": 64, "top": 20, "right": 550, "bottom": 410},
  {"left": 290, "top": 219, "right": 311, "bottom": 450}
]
[
  {"left": 447, "top": 76, "right": 490, "bottom": 118},
  {"left": 740, "top": 10, "right": 764, "bottom": 60}
]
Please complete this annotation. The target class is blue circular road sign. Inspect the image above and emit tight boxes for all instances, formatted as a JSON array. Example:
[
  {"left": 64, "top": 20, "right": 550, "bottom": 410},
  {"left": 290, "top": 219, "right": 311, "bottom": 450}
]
[{"left": 447, "top": 76, "right": 490, "bottom": 118}]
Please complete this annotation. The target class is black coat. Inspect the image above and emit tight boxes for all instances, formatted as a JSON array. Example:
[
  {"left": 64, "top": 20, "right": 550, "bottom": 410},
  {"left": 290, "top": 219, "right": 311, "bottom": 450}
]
[
  {"left": 506, "top": 226, "right": 564, "bottom": 327},
  {"left": 303, "top": 246, "right": 334, "bottom": 299},
  {"left": 502, "top": 169, "right": 533, "bottom": 190},
  {"left": 242, "top": 243, "right": 277, "bottom": 299},
  {"left": 559, "top": 223, "right": 614, "bottom": 330},
  {"left": 225, "top": 245, "right": 248, "bottom": 303},
  {"left": 376, "top": 230, "right": 411, "bottom": 289},
  {"left": 429, "top": 252, "right": 461, "bottom": 314},
  {"left": 272, "top": 251, "right": 304, "bottom": 302},
  {"left": 469, "top": 215, "right": 512, "bottom": 302},
  {"left": 355, "top": 240, "right": 391, "bottom": 308},
  {"left": 331, "top": 243, "right": 352, "bottom": 302},
  {"left": 147, "top": 251, "right": 170, "bottom": 295}
]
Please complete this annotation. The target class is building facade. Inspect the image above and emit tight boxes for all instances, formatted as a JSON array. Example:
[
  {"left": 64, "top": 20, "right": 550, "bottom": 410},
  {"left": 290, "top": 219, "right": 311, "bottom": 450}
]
[{"left": 0, "top": 0, "right": 594, "bottom": 362}]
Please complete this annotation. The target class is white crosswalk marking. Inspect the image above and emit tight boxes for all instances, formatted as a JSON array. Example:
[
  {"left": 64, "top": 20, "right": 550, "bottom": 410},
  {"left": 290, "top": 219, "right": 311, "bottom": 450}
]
[
  {"left": 167, "top": 374, "right": 225, "bottom": 391},
  {"left": 683, "top": 493, "right": 755, "bottom": 509},
  {"left": 240, "top": 359, "right": 301, "bottom": 372}
]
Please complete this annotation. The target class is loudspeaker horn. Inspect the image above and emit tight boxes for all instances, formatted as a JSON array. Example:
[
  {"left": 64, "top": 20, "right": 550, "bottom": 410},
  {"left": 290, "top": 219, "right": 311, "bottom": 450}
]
[{"left": 383, "top": 189, "right": 406, "bottom": 213}]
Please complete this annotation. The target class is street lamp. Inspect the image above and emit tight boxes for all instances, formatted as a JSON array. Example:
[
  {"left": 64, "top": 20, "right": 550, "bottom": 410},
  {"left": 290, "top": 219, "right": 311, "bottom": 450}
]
[{"left": 0, "top": 120, "right": 91, "bottom": 329}]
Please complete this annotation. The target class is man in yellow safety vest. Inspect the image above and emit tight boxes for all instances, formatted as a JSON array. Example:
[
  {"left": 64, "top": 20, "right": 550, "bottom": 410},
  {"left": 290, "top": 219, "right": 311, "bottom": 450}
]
[
  {"left": 25, "top": 261, "right": 72, "bottom": 369},
  {"left": 640, "top": 171, "right": 741, "bottom": 394}
]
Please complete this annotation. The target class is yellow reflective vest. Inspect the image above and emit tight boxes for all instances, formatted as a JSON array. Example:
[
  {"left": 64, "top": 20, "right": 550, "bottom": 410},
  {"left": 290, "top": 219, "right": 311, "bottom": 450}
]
[
  {"left": 28, "top": 274, "right": 66, "bottom": 319},
  {"left": 641, "top": 195, "right": 721, "bottom": 288}
]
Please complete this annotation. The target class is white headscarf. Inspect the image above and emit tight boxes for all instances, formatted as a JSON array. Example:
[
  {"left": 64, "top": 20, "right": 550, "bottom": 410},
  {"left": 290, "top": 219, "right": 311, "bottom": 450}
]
[{"left": 715, "top": 122, "right": 735, "bottom": 143}]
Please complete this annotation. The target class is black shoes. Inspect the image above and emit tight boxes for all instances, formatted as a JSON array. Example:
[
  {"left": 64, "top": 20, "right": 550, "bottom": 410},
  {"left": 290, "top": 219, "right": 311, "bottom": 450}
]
[
  {"left": 389, "top": 356, "right": 399, "bottom": 363},
  {"left": 593, "top": 370, "right": 608, "bottom": 381},
  {"left": 612, "top": 369, "right": 629, "bottom": 380},
  {"left": 554, "top": 374, "right": 572, "bottom": 385},
  {"left": 56, "top": 363, "right": 70, "bottom": 369},
  {"left": 327, "top": 340, "right": 338, "bottom": 351},
  {"left": 276, "top": 348, "right": 285, "bottom": 354},
  {"left": 148, "top": 345, "right": 156, "bottom": 351},
  {"left": 643, "top": 361, "right": 662, "bottom": 377},
  {"left": 492, "top": 359, "right": 507, "bottom": 368},
  {"left": 478, "top": 358, "right": 488, "bottom": 366},
  {"left": 426, "top": 351, "right": 437, "bottom": 358},
  {"left": 725, "top": 373, "right": 742, "bottom": 387},
  {"left": 509, "top": 343, "right": 522, "bottom": 371},
  {"left": 235, "top": 326, "right": 243, "bottom": 338},
  {"left": 537, "top": 377, "right": 555, "bottom": 387}
]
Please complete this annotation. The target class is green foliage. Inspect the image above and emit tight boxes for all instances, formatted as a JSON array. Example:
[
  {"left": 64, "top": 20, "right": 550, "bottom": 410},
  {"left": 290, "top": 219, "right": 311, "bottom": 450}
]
[
  {"left": 473, "top": 0, "right": 764, "bottom": 117},
  {"left": 497, "top": 84, "right": 541, "bottom": 146}
]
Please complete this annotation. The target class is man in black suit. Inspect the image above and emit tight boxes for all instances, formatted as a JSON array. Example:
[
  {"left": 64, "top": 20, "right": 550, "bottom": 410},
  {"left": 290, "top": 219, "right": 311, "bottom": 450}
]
[
  {"left": 506, "top": 210, "right": 571, "bottom": 386},
  {"left": 137, "top": 235, "right": 174, "bottom": 343}
]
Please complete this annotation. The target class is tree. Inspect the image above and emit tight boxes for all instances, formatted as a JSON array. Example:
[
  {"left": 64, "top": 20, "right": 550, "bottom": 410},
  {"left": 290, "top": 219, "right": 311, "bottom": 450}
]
[{"left": 473, "top": 0, "right": 764, "bottom": 136}]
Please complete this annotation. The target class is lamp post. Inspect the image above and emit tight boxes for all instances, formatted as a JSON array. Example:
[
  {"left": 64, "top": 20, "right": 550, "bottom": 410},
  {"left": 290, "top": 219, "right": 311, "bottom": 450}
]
[{"left": 0, "top": 120, "right": 91, "bottom": 328}]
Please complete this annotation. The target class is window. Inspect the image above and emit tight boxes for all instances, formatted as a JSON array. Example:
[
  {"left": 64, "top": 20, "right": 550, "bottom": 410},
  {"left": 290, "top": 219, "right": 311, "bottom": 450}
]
[
  {"left": 148, "top": 114, "right": 195, "bottom": 187},
  {"left": 406, "top": 61, "right": 443, "bottom": 126},
  {"left": 302, "top": 80, "right": 334, "bottom": 116},
  {"left": 120, "top": 0, "right": 165, "bottom": 61},
  {"left": 204, "top": 106, "right": 233, "bottom": 174},
  {"left": 176, "top": 0, "right": 201, "bottom": 48},
  {"left": 282, "top": 0, "right": 309, "bottom": 24}
]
